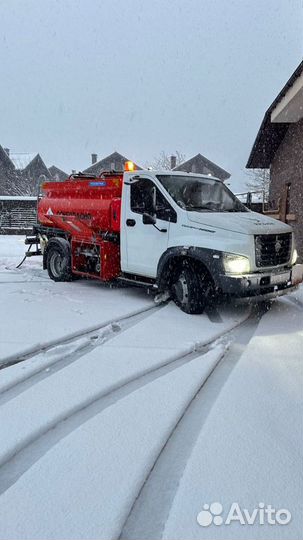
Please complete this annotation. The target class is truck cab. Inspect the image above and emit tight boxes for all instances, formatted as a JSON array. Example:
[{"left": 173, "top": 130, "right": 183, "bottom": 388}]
[
  {"left": 120, "top": 170, "right": 299, "bottom": 312},
  {"left": 33, "top": 168, "right": 301, "bottom": 314}
]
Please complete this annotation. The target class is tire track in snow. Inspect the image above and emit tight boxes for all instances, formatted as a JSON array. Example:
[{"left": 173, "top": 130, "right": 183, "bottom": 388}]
[
  {"left": 0, "top": 342, "right": 219, "bottom": 495},
  {"left": 0, "top": 280, "right": 49, "bottom": 284},
  {"left": 285, "top": 294, "right": 303, "bottom": 310},
  {"left": 119, "top": 310, "right": 263, "bottom": 540},
  {"left": 0, "top": 312, "right": 252, "bottom": 496},
  {"left": 0, "top": 305, "right": 162, "bottom": 404},
  {"left": 0, "top": 269, "right": 48, "bottom": 284},
  {"left": 0, "top": 303, "right": 159, "bottom": 370}
]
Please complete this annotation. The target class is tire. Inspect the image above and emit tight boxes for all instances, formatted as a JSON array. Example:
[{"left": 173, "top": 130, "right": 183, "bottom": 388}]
[
  {"left": 170, "top": 260, "right": 212, "bottom": 314},
  {"left": 258, "top": 299, "right": 273, "bottom": 314},
  {"left": 46, "top": 239, "right": 73, "bottom": 282}
]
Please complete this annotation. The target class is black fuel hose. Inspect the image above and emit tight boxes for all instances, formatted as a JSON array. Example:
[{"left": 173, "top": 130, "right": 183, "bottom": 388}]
[{"left": 16, "top": 244, "right": 32, "bottom": 269}]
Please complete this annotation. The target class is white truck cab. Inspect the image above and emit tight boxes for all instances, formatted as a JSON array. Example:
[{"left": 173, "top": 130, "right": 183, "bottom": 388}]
[{"left": 120, "top": 170, "right": 300, "bottom": 313}]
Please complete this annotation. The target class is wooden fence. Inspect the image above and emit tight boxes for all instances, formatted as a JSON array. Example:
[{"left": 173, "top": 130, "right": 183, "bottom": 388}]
[{"left": 0, "top": 197, "right": 37, "bottom": 234}]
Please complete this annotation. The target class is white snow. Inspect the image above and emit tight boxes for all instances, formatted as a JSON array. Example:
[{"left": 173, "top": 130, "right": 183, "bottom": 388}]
[
  {"left": 0, "top": 298, "right": 249, "bottom": 468},
  {"left": 0, "top": 235, "right": 36, "bottom": 270},
  {"left": 0, "top": 196, "right": 37, "bottom": 201},
  {"left": 0, "top": 336, "right": 90, "bottom": 394},
  {"left": 162, "top": 292, "right": 303, "bottom": 539},
  {"left": 0, "top": 237, "right": 154, "bottom": 360},
  {"left": 0, "top": 347, "right": 225, "bottom": 540},
  {"left": 0, "top": 235, "right": 302, "bottom": 540}
]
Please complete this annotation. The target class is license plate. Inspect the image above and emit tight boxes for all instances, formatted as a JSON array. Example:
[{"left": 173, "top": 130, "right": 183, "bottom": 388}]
[{"left": 271, "top": 272, "right": 291, "bottom": 285}]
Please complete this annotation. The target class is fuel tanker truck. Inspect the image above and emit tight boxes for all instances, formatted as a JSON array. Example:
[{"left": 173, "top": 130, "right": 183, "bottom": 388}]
[{"left": 25, "top": 161, "right": 302, "bottom": 314}]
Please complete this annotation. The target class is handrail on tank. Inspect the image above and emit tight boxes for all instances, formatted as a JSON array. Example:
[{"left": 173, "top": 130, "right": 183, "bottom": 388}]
[
  {"left": 68, "top": 172, "right": 97, "bottom": 180},
  {"left": 67, "top": 170, "right": 123, "bottom": 181},
  {"left": 97, "top": 169, "right": 123, "bottom": 177}
]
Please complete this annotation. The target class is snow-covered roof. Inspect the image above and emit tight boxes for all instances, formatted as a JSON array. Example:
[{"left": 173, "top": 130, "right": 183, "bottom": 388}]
[
  {"left": 0, "top": 195, "right": 37, "bottom": 201},
  {"left": 9, "top": 153, "right": 37, "bottom": 170},
  {"left": 173, "top": 153, "right": 230, "bottom": 181},
  {"left": 247, "top": 59, "right": 303, "bottom": 168}
]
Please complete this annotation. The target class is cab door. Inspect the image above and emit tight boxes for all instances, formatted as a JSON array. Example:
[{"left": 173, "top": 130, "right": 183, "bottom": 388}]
[{"left": 122, "top": 177, "right": 176, "bottom": 277}]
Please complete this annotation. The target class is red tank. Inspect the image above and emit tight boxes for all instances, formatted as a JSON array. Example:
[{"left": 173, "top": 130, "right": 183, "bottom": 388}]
[{"left": 38, "top": 173, "right": 123, "bottom": 234}]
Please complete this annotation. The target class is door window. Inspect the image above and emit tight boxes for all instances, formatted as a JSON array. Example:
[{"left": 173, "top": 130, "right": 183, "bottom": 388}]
[{"left": 130, "top": 178, "right": 177, "bottom": 222}]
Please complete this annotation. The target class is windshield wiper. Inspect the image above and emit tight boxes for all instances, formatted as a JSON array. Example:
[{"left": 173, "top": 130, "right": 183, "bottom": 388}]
[
  {"left": 226, "top": 208, "right": 245, "bottom": 212},
  {"left": 186, "top": 205, "right": 216, "bottom": 211}
]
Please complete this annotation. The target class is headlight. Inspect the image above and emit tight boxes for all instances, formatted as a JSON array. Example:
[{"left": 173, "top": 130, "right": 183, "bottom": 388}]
[
  {"left": 223, "top": 253, "right": 250, "bottom": 274},
  {"left": 291, "top": 248, "right": 298, "bottom": 265}
]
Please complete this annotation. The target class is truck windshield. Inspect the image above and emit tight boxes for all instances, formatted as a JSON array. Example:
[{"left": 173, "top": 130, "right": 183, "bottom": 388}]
[{"left": 157, "top": 175, "right": 247, "bottom": 213}]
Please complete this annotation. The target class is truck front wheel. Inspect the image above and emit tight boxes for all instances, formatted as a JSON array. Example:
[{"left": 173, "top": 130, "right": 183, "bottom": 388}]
[
  {"left": 171, "top": 260, "right": 211, "bottom": 314},
  {"left": 46, "top": 239, "right": 73, "bottom": 282}
]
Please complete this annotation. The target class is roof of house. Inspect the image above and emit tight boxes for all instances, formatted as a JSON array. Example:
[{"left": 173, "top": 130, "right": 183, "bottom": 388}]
[
  {"left": 0, "top": 146, "right": 52, "bottom": 177},
  {"left": 10, "top": 152, "right": 37, "bottom": 170},
  {"left": 0, "top": 146, "right": 53, "bottom": 195},
  {"left": 173, "top": 153, "right": 230, "bottom": 180},
  {"left": 49, "top": 165, "right": 68, "bottom": 181},
  {"left": 83, "top": 151, "right": 142, "bottom": 175},
  {"left": 0, "top": 145, "right": 15, "bottom": 171},
  {"left": 0, "top": 195, "right": 37, "bottom": 201},
  {"left": 247, "top": 60, "right": 303, "bottom": 169},
  {"left": 22, "top": 154, "right": 52, "bottom": 178}
]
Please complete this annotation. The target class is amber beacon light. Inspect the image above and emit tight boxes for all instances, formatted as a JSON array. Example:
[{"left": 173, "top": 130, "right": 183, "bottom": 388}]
[{"left": 124, "top": 160, "right": 136, "bottom": 172}]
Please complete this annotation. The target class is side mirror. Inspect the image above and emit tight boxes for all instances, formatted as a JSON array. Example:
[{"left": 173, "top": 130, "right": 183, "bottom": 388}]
[{"left": 142, "top": 213, "right": 156, "bottom": 225}]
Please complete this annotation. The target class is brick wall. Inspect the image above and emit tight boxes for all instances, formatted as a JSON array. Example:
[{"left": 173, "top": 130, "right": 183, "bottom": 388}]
[{"left": 269, "top": 118, "right": 303, "bottom": 262}]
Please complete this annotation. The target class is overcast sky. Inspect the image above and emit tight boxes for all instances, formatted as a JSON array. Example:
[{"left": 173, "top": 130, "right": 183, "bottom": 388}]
[{"left": 0, "top": 0, "right": 302, "bottom": 191}]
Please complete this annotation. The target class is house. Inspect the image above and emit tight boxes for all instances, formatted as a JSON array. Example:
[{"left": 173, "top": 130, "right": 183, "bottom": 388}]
[
  {"left": 21, "top": 154, "right": 52, "bottom": 190},
  {"left": 0, "top": 146, "right": 51, "bottom": 196},
  {"left": 0, "top": 145, "right": 68, "bottom": 232},
  {"left": 246, "top": 60, "right": 303, "bottom": 261},
  {"left": 0, "top": 145, "right": 68, "bottom": 196},
  {"left": 83, "top": 151, "right": 142, "bottom": 176},
  {"left": 173, "top": 153, "right": 230, "bottom": 181},
  {"left": 48, "top": 165, "right": 69, "bottom": 182}
]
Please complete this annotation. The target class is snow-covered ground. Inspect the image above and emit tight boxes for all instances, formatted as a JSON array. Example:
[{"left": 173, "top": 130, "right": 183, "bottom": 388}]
[{"left": 0, "top": 235, "right": 302, "bottom": 539}]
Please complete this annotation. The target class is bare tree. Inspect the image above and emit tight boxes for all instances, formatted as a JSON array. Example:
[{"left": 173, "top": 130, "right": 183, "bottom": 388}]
[
  {"left": 245, "top": 169, "right": 270, "bottom": 200},
  {"left": 8, "top": 172, "right": 43, "bottom": 197},
  {"left": 148, "top": 150, "right": 186, "bottom": 170}
]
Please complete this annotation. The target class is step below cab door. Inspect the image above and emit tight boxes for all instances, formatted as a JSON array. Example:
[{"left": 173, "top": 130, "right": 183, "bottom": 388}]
[{"left": 122, "top": 177, "right": 177, "bottom": 278}]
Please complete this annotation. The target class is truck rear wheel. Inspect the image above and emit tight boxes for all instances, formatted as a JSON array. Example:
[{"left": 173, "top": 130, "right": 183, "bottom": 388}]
[
  {"left": 171, "top": 260, "right": 211, "bottom": 314},
  {"left": 46, "top": 239, "right": 73, "bottom": 282}
]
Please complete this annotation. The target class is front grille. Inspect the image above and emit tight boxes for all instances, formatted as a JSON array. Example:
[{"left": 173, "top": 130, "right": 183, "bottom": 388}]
[{"left": 255, "top": 233, "right": 292, "bottom": 267}]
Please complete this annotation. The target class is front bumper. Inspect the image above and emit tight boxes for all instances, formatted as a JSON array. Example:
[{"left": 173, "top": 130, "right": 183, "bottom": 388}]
[{"left": 217, "top": 264, "right": 303, "bottom": 302}]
